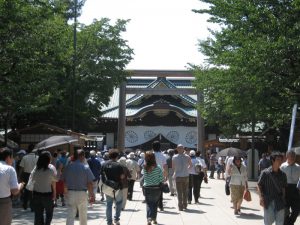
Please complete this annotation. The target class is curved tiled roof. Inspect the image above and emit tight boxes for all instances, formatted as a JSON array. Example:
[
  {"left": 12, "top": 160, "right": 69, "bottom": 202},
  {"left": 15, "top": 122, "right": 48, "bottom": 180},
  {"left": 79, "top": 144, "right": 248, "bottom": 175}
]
[{"left": 100, "top": 77, "right": 197, "bottom": 119}]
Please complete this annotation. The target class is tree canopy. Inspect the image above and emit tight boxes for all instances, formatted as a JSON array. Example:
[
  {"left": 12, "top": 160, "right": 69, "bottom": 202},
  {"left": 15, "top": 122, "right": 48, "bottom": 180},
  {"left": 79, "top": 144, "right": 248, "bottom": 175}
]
[
  {"left": 0, "top": 0, "right": 133, "bottom": 133},
  {"left": 193, "top": 0, "right": 300, "bottom": 140}
]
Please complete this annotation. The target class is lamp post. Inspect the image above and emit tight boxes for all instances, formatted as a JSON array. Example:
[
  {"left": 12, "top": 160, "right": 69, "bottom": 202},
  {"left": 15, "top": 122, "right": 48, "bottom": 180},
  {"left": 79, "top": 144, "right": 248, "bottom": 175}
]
[{"left": 72, "top": 0, "right": 78, "bottom": 131}]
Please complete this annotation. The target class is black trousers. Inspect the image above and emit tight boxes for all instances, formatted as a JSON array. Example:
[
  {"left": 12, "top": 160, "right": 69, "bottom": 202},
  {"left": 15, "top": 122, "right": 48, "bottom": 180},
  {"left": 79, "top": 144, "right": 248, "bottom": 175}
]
[
  {"left": 188, "top": 174, "right": 203, "bottom": 202},
  {"left": 127, "top": 179, "right": 135, "bottom": 200},
  {"left": 32, "top": 192, "right": 54, "bottom": 225},
  {"left": 284, "top": 184, "right": 300, "bottom": 225},
  {"left": 21, "top": 172, "right": 33, "bottom": 210}
]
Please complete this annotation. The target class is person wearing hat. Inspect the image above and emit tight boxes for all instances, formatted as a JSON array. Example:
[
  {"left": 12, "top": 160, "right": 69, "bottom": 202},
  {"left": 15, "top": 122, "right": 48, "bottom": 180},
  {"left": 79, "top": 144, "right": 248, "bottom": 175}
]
[
  {"left": 188, "top": 150, "right": 202, "bottom": 204},
  {"left": 126, "top": 152, "right": 140, "bottom": 201},
  {"left": 172, "top": 144, "right": 192, "bottom": 211}
]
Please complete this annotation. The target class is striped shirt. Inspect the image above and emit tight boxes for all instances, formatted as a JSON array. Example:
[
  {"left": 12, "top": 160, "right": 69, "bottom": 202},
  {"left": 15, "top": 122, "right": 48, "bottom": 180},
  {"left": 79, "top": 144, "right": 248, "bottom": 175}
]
[
  {"left": 143, "top": 166, "right": 164, "bottom": 187},
  {"left": 258, "top": 167, "right": 287, "bottom": 211}
]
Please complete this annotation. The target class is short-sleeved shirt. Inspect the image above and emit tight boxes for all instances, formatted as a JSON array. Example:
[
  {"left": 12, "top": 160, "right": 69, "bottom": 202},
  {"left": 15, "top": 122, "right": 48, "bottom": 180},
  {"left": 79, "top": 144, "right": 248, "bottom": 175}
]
[
  {"left": 20, "top": 153, "right": 38, "bottom": 173},
  {"left": 143, "top": 166, "right": 164, "bottom": 187},
  {"left": 154, "top": 151, "right": 167, "bottom": 170},
  {"left": 0, "top": 161, "right": 19, "bottom": 198},
  {"left": 31, "top": 166, "right": 57, "bottom": 193},
  {"left": 101, "top": 160, "right": 124, "bottom": 185},
  {"left": 63, "top": 160, "right": 95, "bottom": 190},
  {"left": 258, "top": 167, "right": 287, "bottom": 211},
  {"left": 280, "top": 162, "right": 300, "bottom": 184},
  {"left": 172, "top": 153, "right": 190, "bottom": 178}
]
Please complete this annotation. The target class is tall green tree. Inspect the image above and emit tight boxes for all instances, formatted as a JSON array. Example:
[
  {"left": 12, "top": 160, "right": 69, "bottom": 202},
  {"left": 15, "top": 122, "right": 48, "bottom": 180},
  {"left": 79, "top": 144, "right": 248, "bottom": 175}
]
[
  {"left": 193, "top": 0, "right": 300, "bottom": 147},
  {"left": 0, "top": 0, "right": 133, "bottom": 138}
]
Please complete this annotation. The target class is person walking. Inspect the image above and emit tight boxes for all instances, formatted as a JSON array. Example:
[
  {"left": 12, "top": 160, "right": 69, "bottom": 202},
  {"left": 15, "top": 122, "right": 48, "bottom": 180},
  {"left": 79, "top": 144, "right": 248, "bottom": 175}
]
[
  {"left": 63, "top": 149, "right": 95, "bottom": 225},
  {"left": 172, "top": 144, "right": 192, "bottom": 211},
  {"left": 259, "top": 153, "right": 271, "bottom": 176},
  {"left": 101, "top": 149, "right": 124, "bottom": 225},
  {"left": 166, "top": 149, "right": 176, "bottom": 196},
  {"left": 19, "top": 144, "right": 38, "bottom": 211},
  {"left": 0, "top": 147, "right": 25, "bottom": 225},
  {"left": 87, "top": 150, "right": 102, "bottom": 201},
  {"left": 195, "top": 150, "right": 207, "bottom": 198},
  {"left": 143, "top": 151, "right": 164, "bottom": 225},
  {"left": 152, "top": 141, "right": 167, "bottom": 211},
  {"left": 188, "top": 150, "right": 202, "bottom": 204},
  {"left": 228, "top": 156, "right": 248, "bottom": 215},
  {"left": 30, "top": 151, "right": 57, "bottom": 225},
  {"left": 209, "top": 152, "right": 217, "bottom": 179},
  {"left": 118, "top": 157, "right": 131, "bottom": 210},
  {"left": 280, "top": 151, "right": 300, "bottom": 225},
  {"left": 126, "top": 152, "right": 140, "bottom": 201},
  {"left": 258, "top": 152, "right": 287, "bottom": 225}
]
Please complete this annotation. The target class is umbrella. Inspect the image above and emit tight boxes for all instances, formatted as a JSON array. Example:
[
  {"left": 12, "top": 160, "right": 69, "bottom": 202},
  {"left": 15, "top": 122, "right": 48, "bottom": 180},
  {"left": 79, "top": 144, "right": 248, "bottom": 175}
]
[
  {"left": 216, "top": 147, "right": 246, "bottom": 158},
  {"left": 34, "top": 135, "right": 78, "bottom": 150}
]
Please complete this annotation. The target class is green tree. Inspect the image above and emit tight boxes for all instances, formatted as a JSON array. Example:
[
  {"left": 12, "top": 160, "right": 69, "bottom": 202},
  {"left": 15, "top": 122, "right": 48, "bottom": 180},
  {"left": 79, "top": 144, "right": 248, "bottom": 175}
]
[
  {"left": 193, "top": 0, "right": 300, "bottom": 148},
  {"left": 0, "top": 0, "right": 133, "bottom": 139}
]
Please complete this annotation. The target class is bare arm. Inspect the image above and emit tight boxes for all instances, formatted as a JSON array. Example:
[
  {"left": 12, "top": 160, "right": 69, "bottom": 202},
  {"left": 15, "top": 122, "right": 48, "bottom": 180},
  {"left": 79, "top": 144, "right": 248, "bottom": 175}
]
[
  {"left": 257, "top": 184, "right": 265, "bottom": 208},
  {"left": 11, "top": 182, "right": 25, "bottom": 196}
]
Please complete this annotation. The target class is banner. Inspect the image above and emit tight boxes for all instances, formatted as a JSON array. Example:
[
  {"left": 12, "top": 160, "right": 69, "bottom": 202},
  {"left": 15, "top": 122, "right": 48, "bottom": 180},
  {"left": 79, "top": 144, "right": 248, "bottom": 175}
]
[{"left": 125, "top": 126, "right": 197, "bottom": 148}]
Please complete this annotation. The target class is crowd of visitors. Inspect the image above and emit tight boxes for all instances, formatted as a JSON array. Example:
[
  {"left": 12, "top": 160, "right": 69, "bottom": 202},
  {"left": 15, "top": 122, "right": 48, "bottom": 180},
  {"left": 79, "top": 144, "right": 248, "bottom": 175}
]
[{"left": 0, "top": 142, "right": 300, "bottom": 225}]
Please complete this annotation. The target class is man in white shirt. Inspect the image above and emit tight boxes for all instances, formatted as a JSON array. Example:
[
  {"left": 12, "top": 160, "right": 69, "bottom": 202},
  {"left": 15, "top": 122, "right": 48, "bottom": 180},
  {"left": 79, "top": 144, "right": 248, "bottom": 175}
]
[
  {"left": 280, "top": 151, "right": 300, "bottom": 225},
  {"left": 0, "top": 148, "right": 25, "bottom": 224},
  {"left": 126, "top": 152, "right": 140, "bottom": 201},
  {"left": 19, "top": 144, "right": 38, "bottom": 210}
]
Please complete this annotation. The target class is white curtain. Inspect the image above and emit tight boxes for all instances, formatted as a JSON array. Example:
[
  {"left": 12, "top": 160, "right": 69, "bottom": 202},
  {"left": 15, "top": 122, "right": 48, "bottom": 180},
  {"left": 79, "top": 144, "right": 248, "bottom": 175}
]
[{"left": 125, "top": 126, "right": 197, "bottom": 148}]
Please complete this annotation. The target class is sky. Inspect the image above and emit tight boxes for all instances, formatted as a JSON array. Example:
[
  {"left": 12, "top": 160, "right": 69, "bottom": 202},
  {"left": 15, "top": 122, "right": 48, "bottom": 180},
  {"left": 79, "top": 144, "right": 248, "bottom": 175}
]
[{"left": 79, "top": 0, "right": 215, "bottom": 70}]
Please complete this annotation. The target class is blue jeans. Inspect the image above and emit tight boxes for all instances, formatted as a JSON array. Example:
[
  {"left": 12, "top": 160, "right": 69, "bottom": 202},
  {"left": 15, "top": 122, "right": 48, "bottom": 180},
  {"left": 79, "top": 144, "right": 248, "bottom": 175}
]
[
  {"left": 264, "top": 200, "right": 285, "bottom": 225},
  {"left": 144, "top": 186, "right": 161, "bottom": 221},
  {"left": 105, "top": 191, "right": 123, "bottom": 225}
]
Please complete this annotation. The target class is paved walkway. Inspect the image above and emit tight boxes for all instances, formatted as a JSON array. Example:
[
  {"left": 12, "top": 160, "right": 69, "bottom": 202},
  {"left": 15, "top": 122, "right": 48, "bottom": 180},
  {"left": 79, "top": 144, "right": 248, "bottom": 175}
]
[{"left": 12, "top": 178, "right": 300, "bottom": 225}]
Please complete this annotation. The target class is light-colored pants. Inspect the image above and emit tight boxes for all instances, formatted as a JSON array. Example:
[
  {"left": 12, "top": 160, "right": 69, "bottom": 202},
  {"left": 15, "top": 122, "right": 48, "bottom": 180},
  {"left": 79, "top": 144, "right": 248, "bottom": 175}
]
[
  {"left": 264, "top": 200, "right": 285, "bottom": 225},
  {"left": 168, "top": 168, "right": 176, "bottom": 194},
  {"left": 121, "top": 187, "right": 128, "bottom": 209},
  {"left": 175, "top": 176, "right": 189, "bottom": 210},
  {"left": 66, "top": 191, "right": 88, "bottom": 225}
]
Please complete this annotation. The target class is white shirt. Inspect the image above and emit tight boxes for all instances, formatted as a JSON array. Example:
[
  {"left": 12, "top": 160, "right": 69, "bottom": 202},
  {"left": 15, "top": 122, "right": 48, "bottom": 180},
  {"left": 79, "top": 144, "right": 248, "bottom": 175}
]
[
  {"left": 0, "top": 161, "right": 19, "bottom": 198},
  {"left": 154, "top": 151, "right": 167, "bottom": 170},
  {"left": 196, "top": 157, "right": 207, "bottom": 169},
  {"left": 280, "top": 162, "right": 300, "bottom": 184},
  {"left": 20, "top": 153, "right": 38, "bottom": 173}
]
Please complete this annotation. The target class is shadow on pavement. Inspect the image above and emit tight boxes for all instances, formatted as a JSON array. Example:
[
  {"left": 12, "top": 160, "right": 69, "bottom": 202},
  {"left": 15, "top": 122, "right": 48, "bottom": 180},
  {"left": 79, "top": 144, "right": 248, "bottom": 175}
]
[
  {"left": 238, "top": 213, "right": 263, "bottom": 220},
  {"left": 241, "top": 206, "right": 260, "bottom": 212},
  {"left": 185, "top": 208, "right": 206, "bottom": 214}
]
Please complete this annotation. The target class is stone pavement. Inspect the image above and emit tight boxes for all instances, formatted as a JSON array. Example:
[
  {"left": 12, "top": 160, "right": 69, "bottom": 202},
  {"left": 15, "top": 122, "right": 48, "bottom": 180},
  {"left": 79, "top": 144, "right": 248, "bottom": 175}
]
[{"left": 12, "top": 178, "right": 300, "bottom": 225}]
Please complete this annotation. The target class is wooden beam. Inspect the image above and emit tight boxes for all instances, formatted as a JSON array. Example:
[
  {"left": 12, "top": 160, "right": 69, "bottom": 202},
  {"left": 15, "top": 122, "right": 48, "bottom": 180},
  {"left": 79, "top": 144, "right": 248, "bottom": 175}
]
[
  {"left": 128, "top": 70, "right": 194, "bottom": 78},
  {"left": 125, "top": 87, "right": 197, "bottom": 95}
]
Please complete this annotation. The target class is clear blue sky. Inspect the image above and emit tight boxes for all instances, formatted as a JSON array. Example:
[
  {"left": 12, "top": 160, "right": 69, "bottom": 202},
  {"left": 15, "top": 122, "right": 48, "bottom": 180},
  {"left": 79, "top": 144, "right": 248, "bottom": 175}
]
[{"left": 80, "top": 0, "right": 215, "bottom": 70}]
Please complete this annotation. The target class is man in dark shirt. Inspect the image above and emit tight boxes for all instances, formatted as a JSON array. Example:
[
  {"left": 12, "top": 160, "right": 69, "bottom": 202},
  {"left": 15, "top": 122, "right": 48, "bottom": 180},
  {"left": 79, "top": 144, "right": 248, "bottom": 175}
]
[
  {"left": 101, "top": 149, "right": 124, "bottom": 225},
  {"left": 258, "top": 152, "right": 287, "bottom": 225},
  {"left": 87, "top": 150, "right": 101, "bottom": 199}
]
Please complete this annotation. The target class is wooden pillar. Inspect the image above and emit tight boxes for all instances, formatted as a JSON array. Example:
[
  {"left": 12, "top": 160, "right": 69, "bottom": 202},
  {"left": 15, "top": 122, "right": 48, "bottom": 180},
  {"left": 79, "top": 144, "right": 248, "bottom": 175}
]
[
  {"left": 117, "top": 82, "right": 126, "bottom": 152},
  {"left": 197, "top": 92, "right": 205, "bottom": 156}
]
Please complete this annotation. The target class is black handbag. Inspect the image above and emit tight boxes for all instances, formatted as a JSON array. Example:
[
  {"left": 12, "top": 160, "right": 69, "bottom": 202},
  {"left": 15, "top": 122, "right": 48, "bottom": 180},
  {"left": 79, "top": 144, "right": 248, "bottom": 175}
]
[
  {"left": 160, "top": 182, "right": 170, "bottom": 193},
  {"left": 225, "top": 177, "right": 230, "bottom": 195}
]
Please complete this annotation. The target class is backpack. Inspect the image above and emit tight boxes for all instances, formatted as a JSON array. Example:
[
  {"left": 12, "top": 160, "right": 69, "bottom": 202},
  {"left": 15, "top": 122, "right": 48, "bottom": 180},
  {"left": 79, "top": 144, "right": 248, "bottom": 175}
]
[{"left": 194, "top": 162, "right": 202, "bottom": 174}]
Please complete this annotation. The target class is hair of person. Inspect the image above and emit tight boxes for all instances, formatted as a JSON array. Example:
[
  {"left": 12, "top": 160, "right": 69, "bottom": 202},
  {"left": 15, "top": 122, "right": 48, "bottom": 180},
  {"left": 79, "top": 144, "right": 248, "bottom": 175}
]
[
  {"left": 61, "top": 151, "right": 66, "bottom": 157},
  {"left": 36, "top": 151, "right": 51, "bottom": 170},
  {"left": 27, "top": 144, "right": 35, "bottom": 153},
  {"left": 144, "top": 151, "right": 157, "bottom": 172},
  {"left": 77, "top": 149, "right": 85, "bottom": 158},
  {"left": 270, "top": 152, "right": 283, "bottom": 164},
  {"left": 53, "top": 152, "right": 58, "bottom": 158},
  {"left": 286, "top": 150, "right": 296, "bottom": 158},
  {"left": 0, "top": 148, "right": 13, "bottom": 161},
  {"left": 195, "top": 150, "right": 201, "bottom": 157},
  {"left": 233, "top": 156, "right": 241, "bottom": 166},
  {"left": 108, "top": 149, "right": 119, "bottom": 159},
  {"left": 152, "top": 141, "right": 161, "bottom": 152}
]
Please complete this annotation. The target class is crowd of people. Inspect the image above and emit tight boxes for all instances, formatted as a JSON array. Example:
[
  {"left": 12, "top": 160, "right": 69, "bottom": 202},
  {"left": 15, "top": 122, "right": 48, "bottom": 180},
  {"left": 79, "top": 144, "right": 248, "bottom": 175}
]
[{"left": 0, "top": 141, "right": 300, "bottom": 225}]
